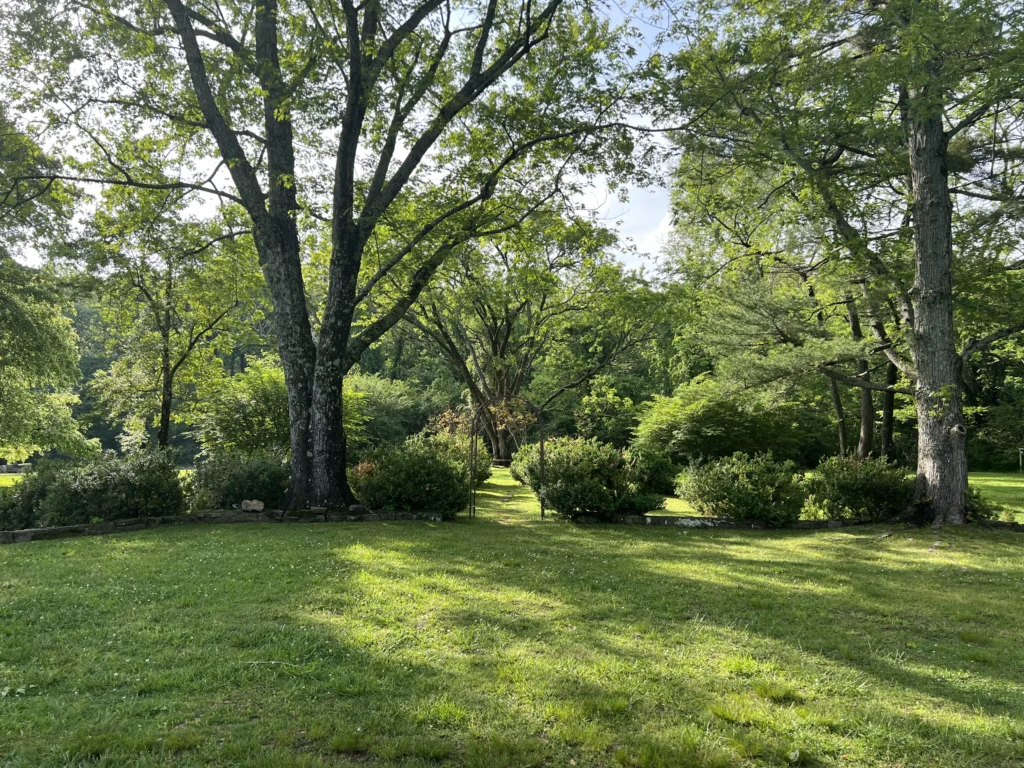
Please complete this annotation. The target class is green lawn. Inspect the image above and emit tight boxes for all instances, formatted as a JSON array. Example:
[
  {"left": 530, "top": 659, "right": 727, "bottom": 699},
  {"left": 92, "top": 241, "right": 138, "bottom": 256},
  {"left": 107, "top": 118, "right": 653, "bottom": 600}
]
[
  {"left": 971, "top": 472, "right": 1024, "bottom": 521},
  {"left": 2, "top": 469, "right": 1023, "bottom": 767},
  {"left": 0, "top": 474, "right": 23, "bottom": 487}
]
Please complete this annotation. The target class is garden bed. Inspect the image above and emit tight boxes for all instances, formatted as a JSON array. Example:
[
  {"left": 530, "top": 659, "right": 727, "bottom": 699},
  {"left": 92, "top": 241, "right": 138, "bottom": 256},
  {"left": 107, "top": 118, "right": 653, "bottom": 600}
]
[
  {"left": 6, "top": 506, "right": 1022, "bottom": 544},
  {"left": 0, "top": 508, "right": 446, "bottom": 544}
]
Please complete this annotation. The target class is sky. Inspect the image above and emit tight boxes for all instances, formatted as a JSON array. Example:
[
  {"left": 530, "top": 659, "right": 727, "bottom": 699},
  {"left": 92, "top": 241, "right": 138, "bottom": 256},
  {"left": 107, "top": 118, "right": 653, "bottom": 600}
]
[
  {"left": 588, "top": 1, "right": 677, "bottom": 272},
  {"left": 586, "top": 182, "right": 673, "bottom": 271}
]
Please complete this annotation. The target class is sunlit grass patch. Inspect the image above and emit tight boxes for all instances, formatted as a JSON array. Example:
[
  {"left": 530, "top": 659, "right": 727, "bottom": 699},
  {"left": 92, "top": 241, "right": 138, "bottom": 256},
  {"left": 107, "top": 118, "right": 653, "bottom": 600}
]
[{"left": 971, "top": 472, "right": 1024, "bottom": 521}]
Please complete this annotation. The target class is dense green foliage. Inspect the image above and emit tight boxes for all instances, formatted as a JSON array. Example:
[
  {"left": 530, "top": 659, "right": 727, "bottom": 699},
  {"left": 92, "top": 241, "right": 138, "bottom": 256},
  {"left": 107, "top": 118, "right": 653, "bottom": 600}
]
[
  {"left": 512, "top": 437, "right": 663, "bottom": 520},
  {"left": 186, "top": 450, "right": 290, "bottom": 512},
  {"left": 188, "top": 359, "right": 294, "bottom": 455},
  {"left": 574, "top": 382, "right": 637, "bottom": 448},
  {"left": 0, "top": 257, "right": 94, "bottom": 461},
  {"left": 803, "top": 457, "right": 915, "bottom": 523},
  {"left": 350, "top": 437, "right": 471, "bottom": 517},
  {"left": 678, "top": 453, "right": 804, "bottom": 527},
  {"left": 633, "top": 386, "right": 831, "bottom": 468},
  {"left": 0, "top": 451, "right": 182, "bottom": 530},
  {"left": 189, "top": 361, "right": 442, "bottom": 458}
]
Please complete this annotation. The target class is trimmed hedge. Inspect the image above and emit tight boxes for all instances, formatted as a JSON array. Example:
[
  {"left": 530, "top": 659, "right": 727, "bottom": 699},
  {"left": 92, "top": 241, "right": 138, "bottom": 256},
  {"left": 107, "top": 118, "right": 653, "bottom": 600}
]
[
  {"left": 677, "top": 452, "right": 803, "bottom": 527},
  {"left": 0, "top": 451, "right": 183, "bottom": 530},
  {"left": 350, "top": 436, "right": 470, "bottom": 518}
]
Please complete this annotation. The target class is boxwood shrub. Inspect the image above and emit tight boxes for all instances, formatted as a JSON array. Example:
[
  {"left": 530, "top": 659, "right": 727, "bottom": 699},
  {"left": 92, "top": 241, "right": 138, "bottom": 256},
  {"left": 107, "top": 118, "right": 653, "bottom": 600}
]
[
  {"left": 0, "top": 451, "right": 183, "bottom": 530},
  {"left": 677, "top": 452, "right": 803, "bottom": 527},
  {"left": 802, "top": 456, "right": 914, "bottom": 522},
  {"left": 350, "top": 436, "right": 469, "bottom": 517},
  {"left": 511, "top": 437, "right": 664, "bottom": 520}
]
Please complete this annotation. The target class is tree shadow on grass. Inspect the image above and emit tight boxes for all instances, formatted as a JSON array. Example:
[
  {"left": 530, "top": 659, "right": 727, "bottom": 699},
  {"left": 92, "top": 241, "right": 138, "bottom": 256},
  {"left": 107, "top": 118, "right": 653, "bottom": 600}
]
[{"left": 306, "top": 513, "right": 1024, "bottom": 766}]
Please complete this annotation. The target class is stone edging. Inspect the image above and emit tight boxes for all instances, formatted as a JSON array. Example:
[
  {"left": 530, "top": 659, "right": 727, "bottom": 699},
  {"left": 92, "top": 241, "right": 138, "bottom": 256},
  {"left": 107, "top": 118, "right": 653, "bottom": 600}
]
[
  {"left": 4, "top": 509, "right": 1021, "bottom": 545},
  {"left": 575, "top": 514, "right": 865, "bottom": 529},
  {"left": 0, "top": 508, "right": 446, "bottom": 544},
  {"left": 581, "top": 515, "right": 1024, "bottom": 531}
]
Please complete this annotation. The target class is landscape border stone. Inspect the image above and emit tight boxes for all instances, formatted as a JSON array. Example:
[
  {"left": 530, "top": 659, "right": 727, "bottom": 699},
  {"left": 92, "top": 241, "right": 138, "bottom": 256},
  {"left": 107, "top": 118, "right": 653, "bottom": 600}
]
[
  {"left": 3, "top": 509, "right": 1022, "bottom": 545},
  {"left": 579, "top": 514, "right": 856, "bottom": 529},
  {"left": 0, "top": 508, "right": 446, "bottom": 544}
]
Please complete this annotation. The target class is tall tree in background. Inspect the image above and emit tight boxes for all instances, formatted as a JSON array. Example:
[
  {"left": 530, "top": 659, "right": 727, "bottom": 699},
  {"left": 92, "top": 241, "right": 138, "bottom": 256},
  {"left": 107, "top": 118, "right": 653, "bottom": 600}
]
[
  {"left": 4, "top": 0, "right": 638, "bottom": 506},
  {"left": 408, "top": 215, "right": 656, "bottom": 461},
  {"left": 668, "top": 157, "right": 901, "bottom": 460},
  {"left": 85, "top": 188, "right": 262, "bottom": 448},
  {"left": 0, "top": 108, "right": 94, "bottom": 460},
  {"left": 654, "top": 0, "right": 1024, "bottom": 523}
]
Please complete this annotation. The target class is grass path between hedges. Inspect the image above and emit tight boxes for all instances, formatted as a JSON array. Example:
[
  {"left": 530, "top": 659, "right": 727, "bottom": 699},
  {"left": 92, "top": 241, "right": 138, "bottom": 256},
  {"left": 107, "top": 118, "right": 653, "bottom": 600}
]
[{"left": 1, "top": 468, "right": 1024, "bottom": 767}]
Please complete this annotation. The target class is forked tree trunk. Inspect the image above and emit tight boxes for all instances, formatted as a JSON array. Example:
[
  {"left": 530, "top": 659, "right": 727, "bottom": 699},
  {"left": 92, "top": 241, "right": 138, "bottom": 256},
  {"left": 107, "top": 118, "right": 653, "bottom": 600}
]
[
  {"left": 493, "top": 427, "right": 513, "bottom": 465},
  {"left": 907, "top": 100, "right": 968, "bottom": 525},
  {"left": 481, "top": 414, "right": 512, "bottom": 465},
  {"left": 254, "top": 227, "right": 318, "bottom": 509}
]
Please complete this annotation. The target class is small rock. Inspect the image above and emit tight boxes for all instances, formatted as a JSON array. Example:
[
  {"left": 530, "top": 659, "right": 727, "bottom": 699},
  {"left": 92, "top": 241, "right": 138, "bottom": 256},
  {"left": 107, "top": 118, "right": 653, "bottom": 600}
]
[
  {"left": 240, "top": 499, "right": 264, "bottom": 512},
  {"left": 348, "top": 504, "right": 366, "bottom": 514},
  {"left": 311, "top": 506, "right": 327, "bottom": 513}
]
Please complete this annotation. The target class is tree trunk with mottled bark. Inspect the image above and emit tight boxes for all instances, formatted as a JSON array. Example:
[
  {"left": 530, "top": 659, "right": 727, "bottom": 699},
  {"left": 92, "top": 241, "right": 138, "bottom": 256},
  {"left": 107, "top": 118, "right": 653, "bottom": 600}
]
[
  {"left": 907, "top": 99, "right": 968, "bottom": 525},
  {"left": 253, "top": 226, "right": 317, "bottom": 509}
]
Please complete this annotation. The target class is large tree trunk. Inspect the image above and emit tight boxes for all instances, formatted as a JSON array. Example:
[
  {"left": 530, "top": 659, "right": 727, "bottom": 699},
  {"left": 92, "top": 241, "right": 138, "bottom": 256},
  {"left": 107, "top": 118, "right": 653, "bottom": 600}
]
[
  {"left": 493, "top": 426, "right": 513, "bottom": 465},
  {"left": 907, "top": 102, "right": 968, "bottom": 525},
  {"left": 309, "top": 223, "right": 361, "bottom": 508},
  {"left": 479, "top": 413, "right": 513, "bottom": 465},
  {"left": 254, "top": 227, "right": 317, "bottom": 509},
  {"left": 310, "top": 321, "right": 358, "bottom": 508}
]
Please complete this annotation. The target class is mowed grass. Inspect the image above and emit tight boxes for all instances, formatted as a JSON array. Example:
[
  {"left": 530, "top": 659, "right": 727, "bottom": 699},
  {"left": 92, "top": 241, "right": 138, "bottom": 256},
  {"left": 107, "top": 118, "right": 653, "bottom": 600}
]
[
  {"left": 971, "top": 472, "right": 1024, "bottom": 522},
  {"left": 1, "top": 470, "right": 1024, "bottom": 767},
  {"left": 0, "top": 474, "right": 23, "bottom": 487}
]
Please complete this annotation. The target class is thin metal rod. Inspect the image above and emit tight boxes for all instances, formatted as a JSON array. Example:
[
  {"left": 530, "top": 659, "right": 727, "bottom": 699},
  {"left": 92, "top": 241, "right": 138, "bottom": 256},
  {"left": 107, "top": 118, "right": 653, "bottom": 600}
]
[{"left": 538, "top": 409, "right": 545, "bottom": 521}]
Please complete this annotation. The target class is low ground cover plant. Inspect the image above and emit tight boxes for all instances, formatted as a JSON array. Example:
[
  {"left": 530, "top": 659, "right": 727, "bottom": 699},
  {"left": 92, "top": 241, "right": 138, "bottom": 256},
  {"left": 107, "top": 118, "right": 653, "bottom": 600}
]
[{"left": 0, "top": 450, "right": 183, "bottom": 530}]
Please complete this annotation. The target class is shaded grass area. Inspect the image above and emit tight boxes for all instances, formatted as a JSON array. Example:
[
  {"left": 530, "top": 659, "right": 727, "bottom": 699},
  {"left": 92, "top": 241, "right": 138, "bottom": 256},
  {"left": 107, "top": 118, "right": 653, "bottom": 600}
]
[{"left": 1, "top": 469, "right": 1023, "bottom": 767}]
